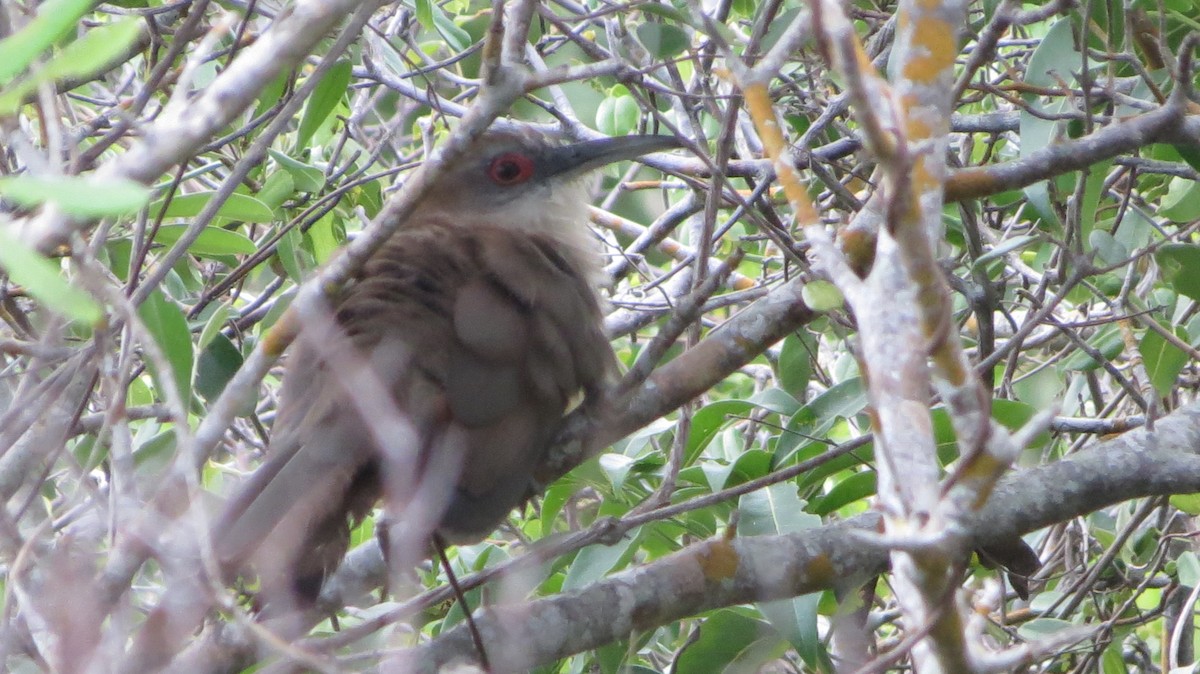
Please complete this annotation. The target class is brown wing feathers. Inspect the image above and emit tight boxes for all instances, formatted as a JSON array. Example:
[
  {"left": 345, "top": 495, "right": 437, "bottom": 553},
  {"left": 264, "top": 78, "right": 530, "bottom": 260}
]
[{"left": 213, "top": 220, "right": 611, "bottom": 601}]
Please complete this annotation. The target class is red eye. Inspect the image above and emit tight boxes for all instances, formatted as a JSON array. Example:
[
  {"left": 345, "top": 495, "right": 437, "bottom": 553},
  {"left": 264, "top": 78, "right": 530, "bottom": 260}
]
[{"left": 487, "top": 152, "right": 535, "bottom": 185}]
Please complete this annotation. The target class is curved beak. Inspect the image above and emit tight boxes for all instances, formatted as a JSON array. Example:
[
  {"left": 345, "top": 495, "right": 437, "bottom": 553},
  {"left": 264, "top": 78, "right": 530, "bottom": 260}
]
[{"left": 541, "top": 135, "right": 682, "bottom": 179}]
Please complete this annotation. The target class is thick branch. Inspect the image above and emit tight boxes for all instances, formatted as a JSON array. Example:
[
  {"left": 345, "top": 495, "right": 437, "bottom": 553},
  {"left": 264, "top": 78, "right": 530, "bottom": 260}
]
[{"left": 407, "top": 401, "right": 1200, "bottom": 672}]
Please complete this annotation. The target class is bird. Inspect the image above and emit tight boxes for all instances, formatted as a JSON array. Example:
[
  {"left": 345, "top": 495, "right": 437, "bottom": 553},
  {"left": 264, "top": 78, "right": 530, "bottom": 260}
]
[{"left": 211, "top": 128, "right": 681, "bottom": 608}]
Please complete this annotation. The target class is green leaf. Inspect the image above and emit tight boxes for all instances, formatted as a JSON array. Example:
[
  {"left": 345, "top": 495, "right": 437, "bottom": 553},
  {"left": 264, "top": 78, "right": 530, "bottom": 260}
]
[
  {"left": 1019, "top": 19, "right": 1078, "bottom": 230},
  {"left": 0, "top": 18, "right": 140, "bottom": 113},
  {"left": 561, "top": 534, "right": 637, "bottom": 592},
  {"left": 597, "top": 453, "right": 636, "bottom": 491},
  {"left": 0, "top": 0, "right": 94, "bottom": 84},
  {"left": 783, "top": 377, "right": 866, "bottom": 443},
  {"left": 776, "top": 333, "right": 814, "bottom": 398},
  {"left": 105, "top": 238, "right": 132, "bottom": 282},
  {"left": 1017, "top": 617, "right": 1077, "bottom": 640},
  {"left": 134, "top": 431, "right": 177, "bottom": 475},
  {"left": 1156, "top": 244, "right": 1200, "bottom": 302},
  {"left": 800, "top": 280, "right": 843, "bottom": 311},
  {"left": 1170, "top": 492, "right": 1200, "bottom": 515},
  {"left": 257, "top": 170, "right": 296, "bottom": 212},
  {"left": 0, "top": 228, "right": 102, "bottom": 324},
  {"left": 306, "top": 212, "right": 341, "bottom": 265},
  {"left": 0, "top": 174, "right": 149, "bottom": 217},
  {"left": 810, "top": 471, "right": 876, "bottom": 515},
  {"left": 152, "top": 225, "right": 257, "bottom": 256},
  {"left": 675, "top": 609, "right": 784, "bottom": 674},
  {"left": 414, "top": 0, "right": 434, "bottom": 31},
  {"left": 296, "top": 60, "right": 352, "bottom": 151},
  {"left": 991, "top": 398, "right": 1051, "bottom": 448},
  {"left": 195, "top": 333, "right": 243, "bottom": 402},
  {"left": 1173, "top": 143, "right": 1200, "bottom": 173},
  {"left": 269, "top": 150, "right": 325, "bottom": 192},
  {"left": 1088, "top": 230, "right": 1127, "bottom": 266},
  {"left": 252, "top": 70, "right": 290, "bottom": 119},
  {"left": 151, "top": 191, "right": 275, "bottom": 223},
  {"left": 973, "top": 234, "right": 1039, "bottom": 268},
  {"left": 635, "top": 22, "right": 690, "bottom": 59},
  {"left": 689, "top": 400, "right": 753, "bottom": 457},
  {"left": 739, "top": 483, "right": 820, "bottom": 536},
  {"left": 595, "top": 86, "right": 640, "bottom": 137},
  {"left": 1138, "top": 324, "right": 1188, "bottom": 397},
  {"left": 639, "top": 3, "right": 696, "bottom": 27},
  {"left": 1160, "top": 176, "right": 1200, "bottom": 223},
  {"left": 1059, "top": 324, "right": 1124, "bottom": 371},
  {"left": 276, "top": 225, "right": 309, "bottom": 282},
  {"left": 1078, "top": 160, "right": 1112, "bottom": 244},
  {"left": 1177, "top": 551, "right": 1200, "bottom": 587},
  {"left": 760, "top": 8, "right": 805, "bottom": 53},
  {"left": 1100, "top": 642, "right": 1127, "bottom": 674},
  {"left": 739, "top": 486, "right": 825, "bottom": 670},
  {"left": 196, "top": 303, "right": 231, "bottom": 352},
  {"left": 137, "top": 289, "right": 194, "bottom": 403},
  {"left": 431, "top": 6, "right": 471, "bottom": 52},
  {"left": 41, "top": 19, "right": 141, "bottom": 82}
]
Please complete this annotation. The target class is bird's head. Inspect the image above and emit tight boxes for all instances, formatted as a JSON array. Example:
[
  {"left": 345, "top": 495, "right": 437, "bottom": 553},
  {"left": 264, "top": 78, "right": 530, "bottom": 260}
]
[{"left": 413, "top": 129, "right": 679, "bottom": 250}]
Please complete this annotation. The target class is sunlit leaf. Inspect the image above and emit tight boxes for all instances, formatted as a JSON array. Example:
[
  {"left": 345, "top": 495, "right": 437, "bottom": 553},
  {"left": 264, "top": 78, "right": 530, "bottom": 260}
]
[
  {"left": 0, "top": 228, "right": 102, "bottom": 324},
  {"left": 1156, "top": 244, "right": 1200, "bottom": 301},
  {"left": 0, "top": 174, "right": 149, "bottom": 216},
  {"left": 1138, "top": 324, "right": 1188, "bottom": 397},
  {"left": 635, "top": 22, "right": 689, "bottom": 59},
  {"left": 137, "top": 289, "right": 194, "bottom": 403},
  {"left": 42, "top": 19, "right": 142, "bottom": 82},
  {"left": 152, "top": 225, "right": 257, "bottom": 256},
  {"left": 296, "top": 60, "right": 352, "bottom": 151},
  {"left": 151, "top": 191, "right": 275, "bottom": 223},
  {"left": 0, "top": 0, "right": 94, "bottom": 84}
]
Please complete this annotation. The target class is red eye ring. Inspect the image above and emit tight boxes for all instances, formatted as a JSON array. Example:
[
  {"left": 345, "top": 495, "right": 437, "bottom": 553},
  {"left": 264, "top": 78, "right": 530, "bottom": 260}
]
[{"left": 487, "top": 152, "right": 535, "bottom": 185}]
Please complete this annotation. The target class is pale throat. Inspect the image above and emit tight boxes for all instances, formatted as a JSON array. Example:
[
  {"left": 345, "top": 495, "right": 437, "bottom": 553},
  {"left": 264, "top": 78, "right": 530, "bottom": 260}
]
[{"left": 417, "top": 179, "right": 602, "bottom": 283}]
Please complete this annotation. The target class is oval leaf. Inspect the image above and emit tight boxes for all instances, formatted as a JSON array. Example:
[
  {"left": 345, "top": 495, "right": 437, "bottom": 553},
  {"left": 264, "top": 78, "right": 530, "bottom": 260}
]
[
  {"left": 151, "top": 191, "right": 275, "bottom": 223},
  {"left": 0, "top": 174, "right": 149, "bottom": 217},
  {"left": 269, "top": 150, "right": 325, "bottom": 192},
  {"left": 296, "top": 60, "right": 352, "bottom": 150},
  {"left": 137, "top": 289, "right": 194, "bottom": 403},
  {"left": 0, "top": 0, "right": 94, "bottom": 84},
  {"left": 42, "top": 19, "right": 143, "bottom": 82},
  {"left": 1138, "top": 324, "right": 1188, "bottom": 397},
  {"left": 636, "top": 22, "right": 690, "bottom": 59},
  {"left": 596, "top": 86, "right": 640, "bottom": 137},
  {"left": 1156, "top": 244, "right": 1200, "bottom": 302},
  {"left": 153, "top": 224, "right": 257, "bottom": 256}
]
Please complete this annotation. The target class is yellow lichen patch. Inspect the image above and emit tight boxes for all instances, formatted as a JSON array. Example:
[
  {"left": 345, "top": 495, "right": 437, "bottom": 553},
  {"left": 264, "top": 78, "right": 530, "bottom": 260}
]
[
  {"left": 855, "top": 42, "right": 876, "bottom": 75},
  {"left": 698, "top": 539, "right": 740, "bottom": 581},
  {"left": 731, "top": 275, "right": 759, "bottom": 291},
  {"left": 906, "top": 115, "right": 932, "bottom": 141},
  {"left": 960, "top": 451, "right": 1005, "bottom": 508},
  {"left": 945, "top": 168, "right": 1000, "bottom": 201},
  {"left": 806, "top": 553, "right": 837, "bottom": 586},
  {"left": 931, "top": 348, "right": 968, "bottom": 386},
  {"left": 743, "top": 81, "right": 819, "bottom": 228},
  {"left": 910, "top": 158, "right": 936, "bottom": 192},
  {"left": 902, "top": 17, "right": 956, "bottom": 83},
  {"left": 263, "top": 308, "right": 300, "bottom": 356}
]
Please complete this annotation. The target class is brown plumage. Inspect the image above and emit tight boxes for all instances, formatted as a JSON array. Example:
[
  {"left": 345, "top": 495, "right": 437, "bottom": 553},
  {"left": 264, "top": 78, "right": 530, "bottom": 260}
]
[{"left": 212, "top": 130, "right": 679, "bottom": 605}]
